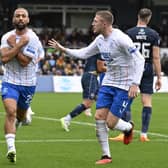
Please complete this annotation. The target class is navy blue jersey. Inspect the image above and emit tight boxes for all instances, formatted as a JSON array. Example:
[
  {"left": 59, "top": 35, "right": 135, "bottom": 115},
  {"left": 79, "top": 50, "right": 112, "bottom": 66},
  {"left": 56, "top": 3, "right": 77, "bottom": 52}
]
[
  {"left": 126, "top": 27, "right": 160, "bottom": 63},
  {"left": 84, "top": 54, "right": 103, "bottom": 72}
]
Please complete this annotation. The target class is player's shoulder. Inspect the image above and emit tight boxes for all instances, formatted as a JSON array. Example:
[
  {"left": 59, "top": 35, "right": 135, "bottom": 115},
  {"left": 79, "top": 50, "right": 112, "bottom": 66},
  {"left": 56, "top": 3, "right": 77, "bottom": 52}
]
[
  {"left": 27, "top": 29, "right": 39, "bottom": 39},
  {"left": 127, "top": 26, "right": 159, "bottom": 37},
  {"left": 126, "top": 26, "right": 137, "bottom": 33},
  {"left": 143, "top": 27, "right": 160, "bottom": 41},
  {"left": 146, "top": 27, "right": 159, "bottom": 36},
  {"left": 113, "top": 28, "right": 129, "bottom": 37},
  {"left": 27, "top": 29, "right": 42, "bottom": 46},
  {"left": 113, "top": 28, "right": 132, "bottom": 42},
  {"left": 95, "top": 34, "right": 104, "bottom": 41},
  {"left": 1, "top": 30, "right": 15, "bottom": 39},
  {"left": 126, "top": 26, "right": 146, "bottom": 37}
]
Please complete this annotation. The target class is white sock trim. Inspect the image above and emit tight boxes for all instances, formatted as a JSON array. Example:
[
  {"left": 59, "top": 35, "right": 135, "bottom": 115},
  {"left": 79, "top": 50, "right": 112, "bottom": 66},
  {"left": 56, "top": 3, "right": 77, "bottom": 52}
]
[{"left": 114, "top": 119, "right": 132, "bottom": 132}]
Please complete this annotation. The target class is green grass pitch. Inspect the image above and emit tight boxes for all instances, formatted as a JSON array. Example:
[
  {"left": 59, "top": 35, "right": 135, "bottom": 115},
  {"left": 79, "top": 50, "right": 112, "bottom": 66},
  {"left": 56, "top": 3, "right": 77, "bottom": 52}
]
[{"left": 0, "top": 92, "right": 167, "bottom": 168}]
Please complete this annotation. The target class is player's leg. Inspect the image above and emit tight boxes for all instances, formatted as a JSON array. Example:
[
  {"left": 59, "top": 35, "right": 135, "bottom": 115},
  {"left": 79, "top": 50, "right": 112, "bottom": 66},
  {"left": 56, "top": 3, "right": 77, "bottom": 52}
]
[
  {"left": 95, "top": 108, "right": 112, "bottom": 165},
  {"left": 108, "top": 88, "right": 134, "bottom": 145},
  {"left": 60, "top": 73, "right": 98, "bottom": 131},
  {"left": 140, "top": 93, "right": 152, "bottom": 142},
  {"left": 4, "top": 98, "right": 17, "bottom": 163},
  {"left": 95, "top": 110, "right": 133, "bottom": 164},
  {"left": 1, "top": 83, "right": 19, "bottom": 163},
  {"left": 60, "top": 103, "right": 87, "bottom": 132},
  {"left": 84, "top": 107, "right": 92, "bottom": 116},
  {"left": 95, "top": 86, "right": 134, "bottom": 164},
  {"left": 107, "top": 111, "right": 134, "bottom": 145},
  {"left": 94, "top": 86, "right": 112, "bottom": 164},
  {"left": 109, "top": 98, "right": 133, "bottom": 142},
  {"left": 67, "top": 102, "right": 88, "bottom": 118},
  {"left": 60, "top": 99, "right": 94, "bottom": 131},
  {"left": 60, "top": 73, "right": 88, "bottom": 131},
  {"left": 22, "top": 107, "right": 35, "bottom": 125},
  {"left": 139, "top": 62, "right": 153, "bottom": 142},
  {"left": 16, "top": 85, "right": 36, "bottom": 128},
  {"left": 16, "top": 107, "right": 27, "bottom": 128}
]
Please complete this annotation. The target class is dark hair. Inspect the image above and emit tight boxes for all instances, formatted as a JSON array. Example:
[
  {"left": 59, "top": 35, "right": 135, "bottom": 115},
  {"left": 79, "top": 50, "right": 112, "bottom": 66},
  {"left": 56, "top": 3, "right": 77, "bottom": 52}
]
[
  {"left": 96, "top": 10, "right": 114, "bottom": 25},
  {"left": 138, "top": 8, "right": 152, "bottom": 20}
]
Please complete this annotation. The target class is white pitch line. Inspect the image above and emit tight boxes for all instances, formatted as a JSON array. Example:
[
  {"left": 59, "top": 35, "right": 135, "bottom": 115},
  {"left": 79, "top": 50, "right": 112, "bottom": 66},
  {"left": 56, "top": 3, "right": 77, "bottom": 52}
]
[
  {"left": 0, "top": 112, "right": 168, "bottom": 139},
  {"left": 0, "top": 138, "right": 168, "bottom": 144},
  {"left": 34, "top": 116, "right": 95, "bottom": 127},
  {"left": 134, "top": 130, "right": 168, "bottom": 138},
  {"left": 0, "top": 139, "right": 97, "bottom": 144},
  {"left": 33, "top": 116, "right": 168, "bottom": 139}
]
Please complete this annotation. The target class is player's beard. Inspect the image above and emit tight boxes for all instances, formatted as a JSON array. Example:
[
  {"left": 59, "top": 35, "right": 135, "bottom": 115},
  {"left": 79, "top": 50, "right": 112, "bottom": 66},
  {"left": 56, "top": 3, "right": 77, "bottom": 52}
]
[{"left": 13, "top": 22, "right": 27, "bottom": 31}]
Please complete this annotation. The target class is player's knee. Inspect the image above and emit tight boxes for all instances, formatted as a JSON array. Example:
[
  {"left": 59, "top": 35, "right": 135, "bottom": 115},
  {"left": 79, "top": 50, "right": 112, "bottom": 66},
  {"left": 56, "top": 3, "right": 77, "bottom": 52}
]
[
  {"left": 6, "top": 108, "right": 17, "bottom": 119},
  {"left": 106, "top": 120, "right": 115, "bottom": 129},
  {"left": 106, "top": 114, "right": 118, "bottom": 129}
]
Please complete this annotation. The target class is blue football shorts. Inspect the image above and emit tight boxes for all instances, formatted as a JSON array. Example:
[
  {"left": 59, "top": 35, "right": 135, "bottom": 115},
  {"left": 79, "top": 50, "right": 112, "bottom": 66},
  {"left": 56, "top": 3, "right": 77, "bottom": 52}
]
[
  {"left": 96, "top": 85, "right": 130, "bottom": 118},
  {"left": 1, "top": 82, "right": 36, "bottom": 110},
  {"left": 124, "top": 97, "right": 134, "bottom": 112}
]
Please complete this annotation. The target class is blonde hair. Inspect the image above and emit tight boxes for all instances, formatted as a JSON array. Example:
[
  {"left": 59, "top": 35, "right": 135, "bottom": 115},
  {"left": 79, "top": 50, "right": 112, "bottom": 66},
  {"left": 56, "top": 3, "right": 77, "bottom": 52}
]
[{"left": 96, "top": 10, "right": 114, "bottom": 25}]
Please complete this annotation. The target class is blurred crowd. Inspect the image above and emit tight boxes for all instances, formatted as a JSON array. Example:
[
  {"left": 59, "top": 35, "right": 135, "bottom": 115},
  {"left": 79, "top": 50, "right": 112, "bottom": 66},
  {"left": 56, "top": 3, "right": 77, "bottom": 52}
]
[
  {"left": 159, "top": 17, "right": 168, "bottom": 48},
  {"left": 30, "top": 26, "right": 95, "bottom": 76}
]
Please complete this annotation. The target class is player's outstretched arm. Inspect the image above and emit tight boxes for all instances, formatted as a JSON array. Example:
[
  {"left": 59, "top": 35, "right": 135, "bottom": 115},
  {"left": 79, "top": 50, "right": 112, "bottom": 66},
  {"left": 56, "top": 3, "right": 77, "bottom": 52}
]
[
  {"left": 49, "top": 37, "right": 98, "bottom": 59},
  {"left": 48, "top": 38, "right": 66, "bottom": 53}
]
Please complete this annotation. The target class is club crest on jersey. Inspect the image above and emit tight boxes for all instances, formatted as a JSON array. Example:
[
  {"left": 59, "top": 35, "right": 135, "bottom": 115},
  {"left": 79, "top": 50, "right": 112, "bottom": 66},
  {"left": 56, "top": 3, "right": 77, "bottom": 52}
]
[
  {"left": 26, "top": 46, "right": 35, "bottom": 54},
  {"left": 138, "top": 28, "right": 145, "bottom": 35},
  {"left": 101, "top": 53, "right": 113, "bottom": 62}
]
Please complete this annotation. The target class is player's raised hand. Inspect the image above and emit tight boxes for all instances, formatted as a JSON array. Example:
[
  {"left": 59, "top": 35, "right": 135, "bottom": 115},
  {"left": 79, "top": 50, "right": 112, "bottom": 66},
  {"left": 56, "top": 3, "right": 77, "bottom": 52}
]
[{"left": 48, "top": 38, "right": 66, "bottom": 52}]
